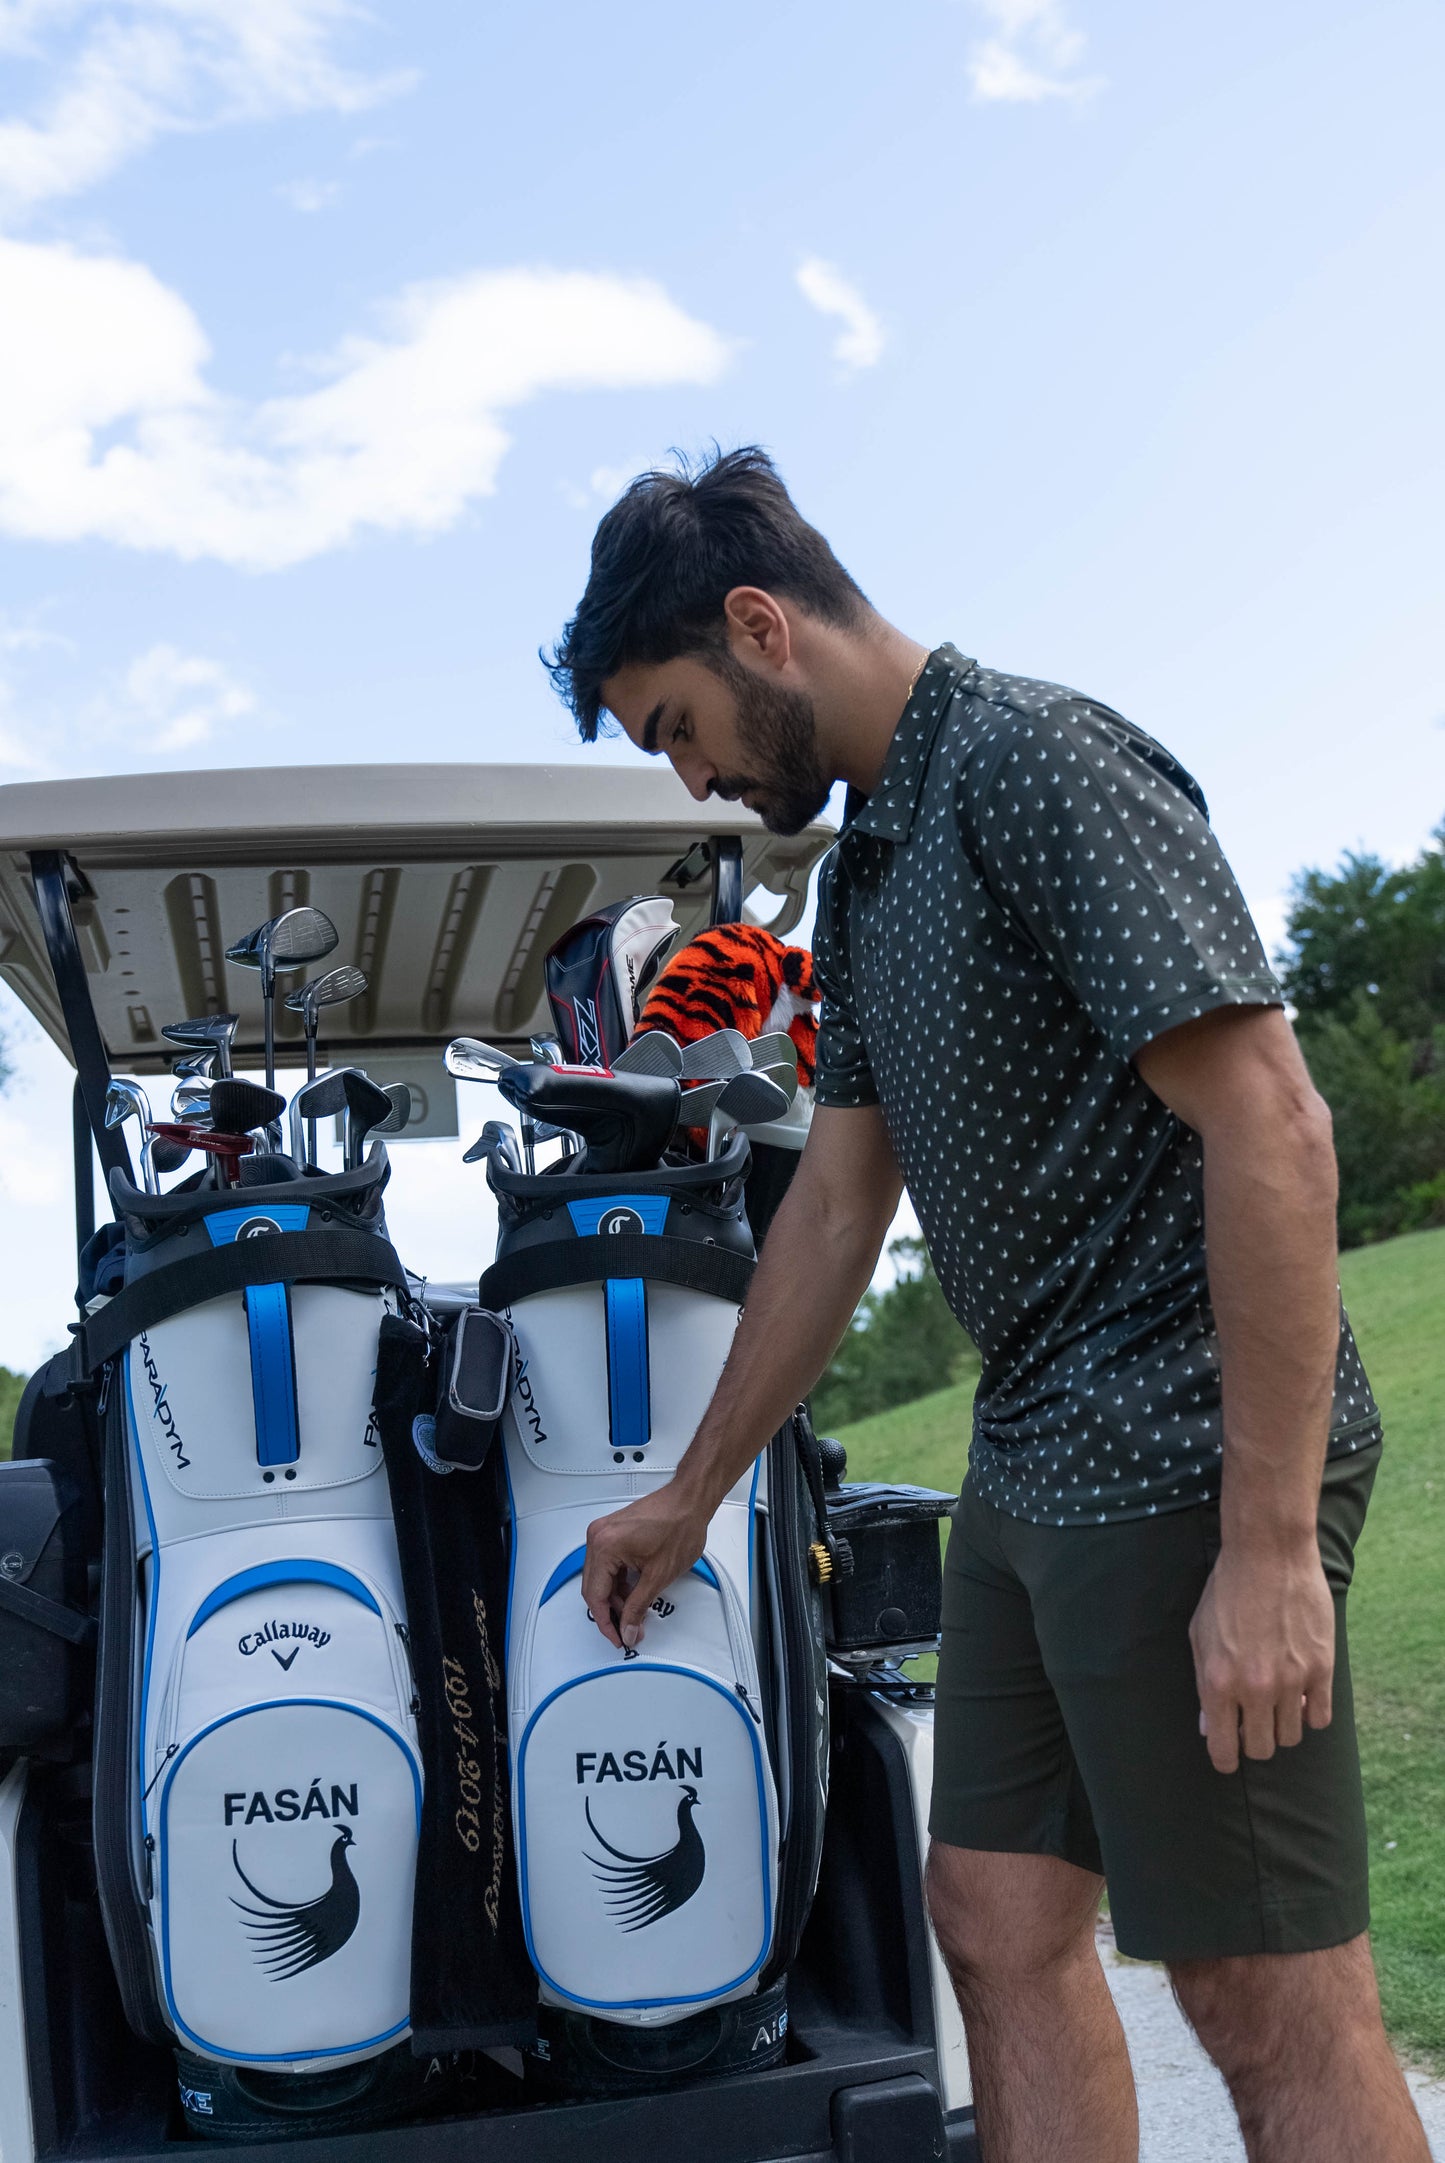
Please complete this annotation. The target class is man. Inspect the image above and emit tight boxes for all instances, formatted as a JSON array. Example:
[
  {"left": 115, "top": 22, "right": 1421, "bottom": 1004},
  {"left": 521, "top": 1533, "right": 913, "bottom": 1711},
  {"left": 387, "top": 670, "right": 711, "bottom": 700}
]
[{"left": 546, "top": 447, "right": 1427, "bottom": 2163}]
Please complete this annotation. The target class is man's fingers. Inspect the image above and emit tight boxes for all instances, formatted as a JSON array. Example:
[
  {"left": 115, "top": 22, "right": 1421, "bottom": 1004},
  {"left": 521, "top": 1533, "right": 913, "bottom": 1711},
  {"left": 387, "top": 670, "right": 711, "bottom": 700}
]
[
  {"left": 1239, "top": 1690, "right": 1277, "bottom": 1762},
  {"left": 1274, "top": 1690, "right": 1306, "bottom": 1751},
  {"left": 618, "top": 1571, "right": 663, "bottom": 1649},
  {"left": 1304, "top": 1676, "right": 1334, "bottom": 1730},
  {"left": 1198, "top": 1681, "right": 1241, "bottom": 1775},
  {"left": 580, "top": 1525, "right": 625, "bottom": 1649}
]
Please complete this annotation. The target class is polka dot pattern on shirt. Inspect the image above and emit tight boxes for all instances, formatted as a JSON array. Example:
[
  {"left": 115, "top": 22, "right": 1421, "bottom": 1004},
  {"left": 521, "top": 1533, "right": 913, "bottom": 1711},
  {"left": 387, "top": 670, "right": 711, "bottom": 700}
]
[{"left": 812, "top": 646, "right": 1382, "bottom": 1526}]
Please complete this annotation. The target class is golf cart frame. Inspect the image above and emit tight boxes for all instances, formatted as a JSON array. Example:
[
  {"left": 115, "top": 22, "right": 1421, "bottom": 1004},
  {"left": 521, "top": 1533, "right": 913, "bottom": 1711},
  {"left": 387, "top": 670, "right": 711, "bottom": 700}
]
[{"left": 0, "top": 765, "right": 975, "bottom": 2163}]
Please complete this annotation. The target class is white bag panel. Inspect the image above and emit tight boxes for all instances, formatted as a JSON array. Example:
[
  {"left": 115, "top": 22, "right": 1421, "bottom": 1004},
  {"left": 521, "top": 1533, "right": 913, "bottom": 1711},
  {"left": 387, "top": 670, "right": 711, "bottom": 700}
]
[
  {"left": 517, "top": 1666, "right": 776, "bottom": 2017},
  {"left": 502, "top": 1284, "right": 740, "bottom": 1481},
  {"left": 125, "top": 1286, "right": 393, "bottom": 1511},
  {"left": 156, "top": 1700, "right": 418, "bottom": 2064},
  {"left": 150, "top": 1568, "right": 413, "bottom": 1786}
]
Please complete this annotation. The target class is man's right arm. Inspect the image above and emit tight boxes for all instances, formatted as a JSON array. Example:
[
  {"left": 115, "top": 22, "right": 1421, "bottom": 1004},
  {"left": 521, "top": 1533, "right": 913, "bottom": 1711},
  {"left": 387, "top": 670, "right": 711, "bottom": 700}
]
[{"left": 578, "top": 1102, "right": 904, "bottom": 1648}]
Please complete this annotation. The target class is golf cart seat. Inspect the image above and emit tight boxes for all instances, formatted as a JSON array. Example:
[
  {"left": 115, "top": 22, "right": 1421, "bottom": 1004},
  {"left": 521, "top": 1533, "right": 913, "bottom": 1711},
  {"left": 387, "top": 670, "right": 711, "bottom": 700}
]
[{"left": 498, "top": 1062, "right": 681, "bottom": 1173}]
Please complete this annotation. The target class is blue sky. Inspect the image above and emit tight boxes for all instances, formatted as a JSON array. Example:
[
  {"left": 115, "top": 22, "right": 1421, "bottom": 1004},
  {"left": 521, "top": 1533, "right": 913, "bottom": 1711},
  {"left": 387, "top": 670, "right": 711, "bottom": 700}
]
[{"left": 0, "top": 0, "right": 1442, "bottom": 1369}]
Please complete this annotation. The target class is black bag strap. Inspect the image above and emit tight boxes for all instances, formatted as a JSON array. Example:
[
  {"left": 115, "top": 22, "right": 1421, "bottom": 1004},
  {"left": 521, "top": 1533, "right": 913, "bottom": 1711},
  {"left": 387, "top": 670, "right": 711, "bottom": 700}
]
[
  {"left": 479, "top": 1233, "right": 753, "bottom": 1313},
  {"left": 71, "top": 1229, "right": 408, "bottom": 1377},
  {"left": 0, "top": 1570, "right": 96, "bottom": 1647}
]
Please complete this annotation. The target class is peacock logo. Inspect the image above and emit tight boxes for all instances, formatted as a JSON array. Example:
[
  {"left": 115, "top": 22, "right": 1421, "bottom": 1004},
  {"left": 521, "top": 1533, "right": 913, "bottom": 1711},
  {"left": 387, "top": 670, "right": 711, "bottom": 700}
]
[
  {"left": 230, "top": 1827, "right": 361, "bottom": 1979},
  {"left": 584, "top": 1786, "right": 705, "bottom": 1931}
]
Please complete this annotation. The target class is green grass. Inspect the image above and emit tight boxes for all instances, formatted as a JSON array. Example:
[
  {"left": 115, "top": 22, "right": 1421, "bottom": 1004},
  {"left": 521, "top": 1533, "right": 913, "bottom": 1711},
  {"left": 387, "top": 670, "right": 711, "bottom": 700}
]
[{"left": 835, "top": 1227, "right": 1445, "bottom": 2066}]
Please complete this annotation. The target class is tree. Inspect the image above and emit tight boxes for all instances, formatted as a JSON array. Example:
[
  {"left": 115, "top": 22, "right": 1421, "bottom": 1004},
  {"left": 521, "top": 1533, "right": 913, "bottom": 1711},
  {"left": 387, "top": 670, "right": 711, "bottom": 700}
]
[
  {"left": 812, "top": 1236, "right": 976, "bottom": 1431},
  {"left": 1280, "top": 822, "right": 1445, "bottom": 1245}
]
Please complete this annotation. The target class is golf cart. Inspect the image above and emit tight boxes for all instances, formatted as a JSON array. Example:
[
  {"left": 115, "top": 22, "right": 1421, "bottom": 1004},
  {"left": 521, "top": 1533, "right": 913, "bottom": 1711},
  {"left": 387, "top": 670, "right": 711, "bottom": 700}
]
[{"left": 0, "top": 763, "right": 974, "bottom": 2163}]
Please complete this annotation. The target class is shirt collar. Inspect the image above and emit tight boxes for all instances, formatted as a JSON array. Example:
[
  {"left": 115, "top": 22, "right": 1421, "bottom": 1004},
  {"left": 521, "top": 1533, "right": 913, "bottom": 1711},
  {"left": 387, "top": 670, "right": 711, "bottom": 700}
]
[{"left": 842, "top": 644, "right": 973, "bottom": 845}]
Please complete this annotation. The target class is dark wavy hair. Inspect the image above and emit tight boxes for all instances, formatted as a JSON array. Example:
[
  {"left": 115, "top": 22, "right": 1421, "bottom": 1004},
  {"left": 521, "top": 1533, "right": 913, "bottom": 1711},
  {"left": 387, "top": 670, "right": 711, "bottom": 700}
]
[{"left": 544, "top": 446, "right": 869, "bottom": 740}]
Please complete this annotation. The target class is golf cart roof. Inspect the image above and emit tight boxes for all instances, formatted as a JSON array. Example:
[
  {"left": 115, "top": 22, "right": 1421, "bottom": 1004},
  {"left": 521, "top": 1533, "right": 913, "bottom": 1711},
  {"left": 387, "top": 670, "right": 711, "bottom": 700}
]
[{"left": 0, "top": 763, "right": 835, "bottom": 1076}]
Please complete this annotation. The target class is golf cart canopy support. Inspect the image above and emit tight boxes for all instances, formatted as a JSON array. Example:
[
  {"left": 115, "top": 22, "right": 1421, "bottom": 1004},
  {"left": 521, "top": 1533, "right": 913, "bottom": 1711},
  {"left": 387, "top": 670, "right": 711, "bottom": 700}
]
[{"left": 0, "top": 761, "right": 833, "bottom": 1082}]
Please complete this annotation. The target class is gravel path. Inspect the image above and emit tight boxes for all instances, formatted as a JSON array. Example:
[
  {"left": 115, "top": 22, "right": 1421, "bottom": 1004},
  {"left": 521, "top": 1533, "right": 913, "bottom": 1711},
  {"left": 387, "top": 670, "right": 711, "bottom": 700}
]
[{"left": 1099, "top": 1927, "right": 1445, "bottom": 2160}]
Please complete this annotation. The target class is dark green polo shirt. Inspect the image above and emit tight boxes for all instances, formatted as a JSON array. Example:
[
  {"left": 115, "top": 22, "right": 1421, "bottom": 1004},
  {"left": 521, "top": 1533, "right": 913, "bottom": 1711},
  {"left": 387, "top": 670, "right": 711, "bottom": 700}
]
[{"left": 813, "top": 645, "right": 1381, "bottom": 1525}]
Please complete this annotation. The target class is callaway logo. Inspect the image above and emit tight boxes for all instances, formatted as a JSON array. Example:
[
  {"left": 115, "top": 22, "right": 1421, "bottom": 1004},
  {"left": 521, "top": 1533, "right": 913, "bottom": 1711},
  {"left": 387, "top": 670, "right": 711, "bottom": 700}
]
[
  {"left": 232, "top": 1828, "right": 360, "bottom": 1979},
  {"left": 584, "top": 1786, "right": 705, "bottom": 1931},
  {"left": 236, "top": 1216, "right": 283, "bottom": 1239},
  {"left": 136, "top": 1332, "right": 189, "bottom": 1471},
  {"left": 237, "top": 1618, "right": 332, "bottom": 1668},
  {"left": 600, "top": 1206, "right": 644, "bottom": 1237}
]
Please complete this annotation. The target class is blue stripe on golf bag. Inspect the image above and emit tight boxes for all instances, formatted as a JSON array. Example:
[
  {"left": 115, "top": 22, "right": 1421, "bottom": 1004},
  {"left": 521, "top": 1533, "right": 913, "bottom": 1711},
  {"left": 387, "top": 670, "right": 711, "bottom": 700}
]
[
  {"left": 244, "top": 1283, "right": 300, "bottom": 1466},
  {"left": 604, "top": 1278, "right": 649, "bottom": 1452}
]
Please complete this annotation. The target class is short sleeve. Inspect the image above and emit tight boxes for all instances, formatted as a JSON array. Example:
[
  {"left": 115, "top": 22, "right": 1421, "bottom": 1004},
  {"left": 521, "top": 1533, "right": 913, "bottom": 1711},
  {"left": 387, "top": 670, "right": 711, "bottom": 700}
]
[
  {"left": 810, "top": 848, "right": 879, "bottom": 1107},
  {"left": 965, "top": 700, "right": 1283, "bottom": 1062}
]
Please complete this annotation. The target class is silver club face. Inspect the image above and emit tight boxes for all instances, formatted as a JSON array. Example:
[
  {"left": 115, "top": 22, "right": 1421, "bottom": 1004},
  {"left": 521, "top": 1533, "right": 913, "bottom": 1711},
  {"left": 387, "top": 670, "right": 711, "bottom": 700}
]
[
  {"left": 444, "top": 1037, "right": 518, "bottom": 1082},
  {"left": 104, "top": 1078, "right": 151, "bottom": 1130}
]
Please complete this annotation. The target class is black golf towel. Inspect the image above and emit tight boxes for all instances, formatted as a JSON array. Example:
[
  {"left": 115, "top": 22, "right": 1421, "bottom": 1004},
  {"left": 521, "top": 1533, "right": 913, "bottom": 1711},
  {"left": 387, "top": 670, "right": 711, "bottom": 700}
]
[{"left": 373, "top": 1314, "right": 534, "bottom": 2051}]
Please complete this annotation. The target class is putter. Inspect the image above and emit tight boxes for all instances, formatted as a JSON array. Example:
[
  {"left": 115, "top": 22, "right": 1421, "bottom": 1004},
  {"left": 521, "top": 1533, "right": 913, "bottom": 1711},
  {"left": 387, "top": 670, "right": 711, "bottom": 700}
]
[
  {"left": 104, "top": 1078, "right": 157, "bottom": 1195},
  {"left": 146, "top": 1121, "right": 253, "bottom": 1188},
  {"left": 161, "top": 1013, "right": 238, "bottom": 1078},
  {"left": 287, "top": 965, "right": 369, "bottom": 1161},
  {"left": 614, "top": 1030, "right": 684, "bottom": 1079},
  {"left": 226, "top": 909, "right": 338, "bottom": 1090}
]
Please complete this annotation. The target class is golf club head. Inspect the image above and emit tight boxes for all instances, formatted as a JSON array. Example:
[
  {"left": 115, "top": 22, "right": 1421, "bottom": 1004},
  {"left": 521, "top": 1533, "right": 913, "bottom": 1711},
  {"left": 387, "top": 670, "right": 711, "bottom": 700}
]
[
  {"left": 716, "top": 1070, "right": 792, "bottom": 1125},
  {"left": 285, "top": 963, "right": 369, "bottom": 1029},
  {"left": 614, "top": 1030, "right": 684, "bottom": 1079},
  {"left": 171, "top": 1050, "right": 216, "bottom": 1082},
  {"left": 463, "top": 1118, "right": 521, "bottom": 1170},
  {"left": 161, "top": 1014, "right": 239, "bottom": 1078},
  {"left": 753, "top": 1058, "right": 800, "bottom": 1106},
  {"left": 746, "top": 1032, "right": 800, "bottom": 1077},
  {"left": 372, "top": 1083, "right": 412, "bottom": 1136},
  {"left": 208, "top": 1078, "right": 286, "bottom": 1136},
  {"left": 529, "top": 1035, "right": 565, "bottom": 1067},
  {"left": 445, "top": 1037, "right": 519, "bottom": 1082},
  {"left": 678, "top": 1028, "right": 751, "bottom": 1083},
  {"left": 170, "top": 1079, "right": 212, "bottom": 1121},
  {"left": 227, "top": 909, "right": 338, "bottom": 977},
  {"left": 148, "top": 1135, "right": 192, "bottom": 1177},
  {"left": 104, "top": 1078, "right": 152, "bottom": 1130}
]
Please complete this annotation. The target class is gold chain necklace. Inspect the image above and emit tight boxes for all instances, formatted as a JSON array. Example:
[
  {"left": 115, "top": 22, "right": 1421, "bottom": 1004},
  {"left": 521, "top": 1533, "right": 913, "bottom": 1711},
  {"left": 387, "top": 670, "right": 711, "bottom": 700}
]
[{"left": 903, "top": 648, "right": 930, "bottom": 706}]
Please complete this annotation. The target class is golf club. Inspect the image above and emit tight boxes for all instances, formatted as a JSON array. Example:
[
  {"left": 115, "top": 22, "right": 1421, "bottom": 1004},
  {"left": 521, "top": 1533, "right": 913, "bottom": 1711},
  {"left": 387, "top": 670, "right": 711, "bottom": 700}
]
[
  {"left": 104, "top": 1078, "right": 157, "bottom": 1194},
  {"left": 287, "top": 965, "right": 369, "bottom": 1160},
  {"left": 171, "top": 1050, "right": 216, "bottom": 1082},
  {"left": 226, "top": 908, "right": 338, "bottom": 1090},
  {"left": 679, "top": 1068, "right": 794, "bottom": 1129},
  {"left": 678, "top": 1028, "right": 751, "bottom": 1083},
  {"left": 373, "top": 1083, "right": 412, "bottom": 1136},
  {"left": 170, "top": 1078, "right": 212, "bottom": 1121},
  {"left": 745, "top": 1032, "right": 800, "bottom": 1076},
  {"left": 161, "top": 1013, "right": 238, "bottom": 1079},
  {"left": 444, "top": 1037, "right": 520, "bottom": 1083},
  {"left": 288, "top": 1067, "right": 391, "bottom": 1171},
  {"left": 613, "top": 1030, "right": 684, "bottom": 1079},
  {"left": 463, "top": 1118, "right": 521, "bottom": 1170}
]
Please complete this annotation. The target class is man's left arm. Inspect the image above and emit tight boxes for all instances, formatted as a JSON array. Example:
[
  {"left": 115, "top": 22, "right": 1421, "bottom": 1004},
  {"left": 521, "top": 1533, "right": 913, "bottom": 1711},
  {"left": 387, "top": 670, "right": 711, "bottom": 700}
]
[{"left": 1135, "top": 1004, "right": 1341, "bottom": 1777}]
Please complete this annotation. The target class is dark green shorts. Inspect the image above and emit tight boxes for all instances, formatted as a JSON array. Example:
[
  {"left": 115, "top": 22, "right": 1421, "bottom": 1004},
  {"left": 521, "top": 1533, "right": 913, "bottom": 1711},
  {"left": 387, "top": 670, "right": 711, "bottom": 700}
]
[{"left": 930, "top": 1445, "right": 1380, "bottom": 1963}]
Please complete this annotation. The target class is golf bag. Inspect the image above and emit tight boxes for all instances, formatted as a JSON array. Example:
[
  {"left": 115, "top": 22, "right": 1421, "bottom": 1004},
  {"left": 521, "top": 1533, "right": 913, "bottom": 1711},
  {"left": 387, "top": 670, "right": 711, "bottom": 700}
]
[
  {"left": 543, "top": 894, "right": 679, "bottom": 1067},
  {"left": 82, "top": 1157, "right": 424, "bottom": 2082},
  {"left": 477, "top": 1132, "right": 829, "bottom": 2062}
]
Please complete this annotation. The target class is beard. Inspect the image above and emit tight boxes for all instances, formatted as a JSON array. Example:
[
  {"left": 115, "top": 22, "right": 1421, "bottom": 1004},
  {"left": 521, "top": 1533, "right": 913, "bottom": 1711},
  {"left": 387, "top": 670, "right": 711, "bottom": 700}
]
[{"left": 711, "top": 653, "right": 831, "bottom": 836}]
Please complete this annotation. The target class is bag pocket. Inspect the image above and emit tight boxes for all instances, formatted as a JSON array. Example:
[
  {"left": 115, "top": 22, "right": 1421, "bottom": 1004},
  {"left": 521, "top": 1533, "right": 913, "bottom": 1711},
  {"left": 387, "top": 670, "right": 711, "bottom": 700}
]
[
  {"left": 149, "top": 1560, "right": 421, "bottom": 2066},
  {"left": 510, "top": 1552, "right": 778, "bottom": 2017},
  {"left": 0, "top": 1458, "right": 93, "bottom": 1752}
]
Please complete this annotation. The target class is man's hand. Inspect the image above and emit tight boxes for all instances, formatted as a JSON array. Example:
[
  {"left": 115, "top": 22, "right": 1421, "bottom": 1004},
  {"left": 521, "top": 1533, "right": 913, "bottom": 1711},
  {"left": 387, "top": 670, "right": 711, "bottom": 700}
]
[
  {"left": 581, "top": 1484, "right": 713, "bottom": 1651},
  {"left": 1189, "top": 1541, "right": 1336, "bottom": 1775}
]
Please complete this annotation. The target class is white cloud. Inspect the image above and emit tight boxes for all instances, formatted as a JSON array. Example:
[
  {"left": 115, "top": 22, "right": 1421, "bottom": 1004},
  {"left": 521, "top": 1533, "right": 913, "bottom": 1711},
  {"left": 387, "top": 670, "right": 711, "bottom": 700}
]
[
  {"left": 967, "top": 0, "right": 1101, "bottom": 103},
  {"left": 795, "top": 258, "right": 885, "bottom": 373},
  {"left": 0, "top": 236, "right": 733, "bottom": 568},
  {"left": 0, "top": 0, "right": 407, "bottom": 215},
  {"left": 277, "top": 175, "right": 340, "bottom": 212},
  {"left": 115, "top": 642, "right": 256, "bottom": 749}
]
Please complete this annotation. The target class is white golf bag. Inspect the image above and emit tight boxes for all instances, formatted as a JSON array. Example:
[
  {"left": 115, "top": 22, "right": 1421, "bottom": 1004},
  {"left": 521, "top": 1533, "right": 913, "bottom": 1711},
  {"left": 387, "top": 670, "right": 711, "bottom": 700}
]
[
  {"left": 477, "top": 1132, "right": 829, "bottom": 2044},
  {"left": 86, "top": 1159, "right": 420, "bottom": 2076}
]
